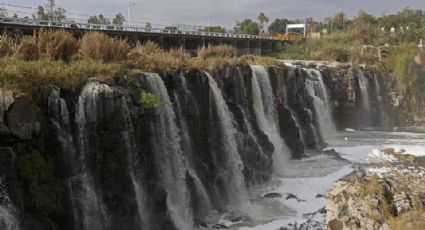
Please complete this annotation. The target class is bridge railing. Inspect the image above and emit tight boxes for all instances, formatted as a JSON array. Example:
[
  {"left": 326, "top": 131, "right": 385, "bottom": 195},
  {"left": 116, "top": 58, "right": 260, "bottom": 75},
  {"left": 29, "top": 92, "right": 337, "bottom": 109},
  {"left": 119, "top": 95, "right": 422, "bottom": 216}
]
[{"left": 0, "top": 16, "right": 281, "bottom": 41}]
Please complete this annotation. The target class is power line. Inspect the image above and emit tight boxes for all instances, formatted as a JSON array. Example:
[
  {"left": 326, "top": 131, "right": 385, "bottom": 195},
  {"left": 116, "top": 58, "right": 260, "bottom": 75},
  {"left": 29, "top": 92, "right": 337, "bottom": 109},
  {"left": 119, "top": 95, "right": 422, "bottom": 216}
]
[{"left": 0, "top": 2, "right": 216, "bottom": 29}]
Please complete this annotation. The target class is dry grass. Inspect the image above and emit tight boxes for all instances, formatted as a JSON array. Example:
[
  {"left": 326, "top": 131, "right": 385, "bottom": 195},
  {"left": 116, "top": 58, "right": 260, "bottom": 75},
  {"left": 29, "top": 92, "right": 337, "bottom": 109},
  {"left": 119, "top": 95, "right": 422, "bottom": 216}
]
[
  {"left": 36, "top": 30, "right": 79, "bottom": 61},
  {"left": 16, "top": 38, "right": 39, "bottom": 61},
  {"left": 0, "top": 35, "right": 16, "bottom": 57},
  {"left": 197, "top": 45, "right": 236, "bottom": 60},
  {"left": 358, "top": 174, "right": 382, "bottom": 198},
  {"left": 240, "top": 54, "right": 284, "bottom": 67},
  {"left": 0, "top": 57, "right": 124, "bottom": 93},
  {"left": 0, "top": 31, "right": 287, "bottom": 92},
  {"left": 388, "top": 210, "right": 425, "bottom": 230},
  {"left": 127, "top": 41, "right": 190, "bottom": 71},
  {"left": 78, "top": 32, "right": 129, "bottom": 62}
]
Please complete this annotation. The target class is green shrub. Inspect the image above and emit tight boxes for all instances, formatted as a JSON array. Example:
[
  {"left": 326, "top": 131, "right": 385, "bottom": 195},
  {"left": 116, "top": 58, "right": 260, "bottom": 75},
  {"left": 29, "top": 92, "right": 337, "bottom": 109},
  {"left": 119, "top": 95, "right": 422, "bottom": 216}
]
[{"left": 139, "top": 92, "right": 164, "bottom": 108}]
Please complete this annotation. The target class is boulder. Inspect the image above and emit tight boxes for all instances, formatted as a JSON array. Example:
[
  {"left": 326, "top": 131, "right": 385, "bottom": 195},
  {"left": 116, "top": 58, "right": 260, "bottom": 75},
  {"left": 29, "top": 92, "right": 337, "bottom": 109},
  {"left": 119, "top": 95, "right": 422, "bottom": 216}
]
[{"left": 6, "top": 97, "right": 40, "bottom": 140}]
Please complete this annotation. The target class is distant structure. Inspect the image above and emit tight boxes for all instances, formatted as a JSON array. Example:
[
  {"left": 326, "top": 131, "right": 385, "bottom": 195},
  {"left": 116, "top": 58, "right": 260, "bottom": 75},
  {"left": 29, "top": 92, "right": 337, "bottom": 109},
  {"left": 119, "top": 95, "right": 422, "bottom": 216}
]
[{"left": 286, "top": 23, "right": 307, "bottom": 37}]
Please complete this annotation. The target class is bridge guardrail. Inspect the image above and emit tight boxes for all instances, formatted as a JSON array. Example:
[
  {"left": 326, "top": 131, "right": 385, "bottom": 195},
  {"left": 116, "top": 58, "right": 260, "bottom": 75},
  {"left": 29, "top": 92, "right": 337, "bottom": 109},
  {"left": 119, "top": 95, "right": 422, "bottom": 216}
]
[{"left": 0, "top": 16, "right": 285, "bottom": 41}]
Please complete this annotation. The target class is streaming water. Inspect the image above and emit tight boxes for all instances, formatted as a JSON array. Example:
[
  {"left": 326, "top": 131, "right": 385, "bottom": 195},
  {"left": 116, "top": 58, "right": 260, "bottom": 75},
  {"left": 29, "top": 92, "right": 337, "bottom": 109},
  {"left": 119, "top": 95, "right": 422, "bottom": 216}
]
[
  {"left": 145, "top": 73, "right": 194, "bottom": 230},
  {"left": 305, "top": 69, "right": 336, "bottom": 141},
  {"left": 251, "top": 65, "right": 290, "bottom": 176}
]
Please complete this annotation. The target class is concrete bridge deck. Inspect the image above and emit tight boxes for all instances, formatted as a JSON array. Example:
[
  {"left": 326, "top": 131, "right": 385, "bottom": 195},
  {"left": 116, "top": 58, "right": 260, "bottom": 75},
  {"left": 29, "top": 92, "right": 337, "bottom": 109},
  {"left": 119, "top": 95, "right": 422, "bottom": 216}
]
[{"left": 0, "top": 17, "right": 288, "bottom": 55}]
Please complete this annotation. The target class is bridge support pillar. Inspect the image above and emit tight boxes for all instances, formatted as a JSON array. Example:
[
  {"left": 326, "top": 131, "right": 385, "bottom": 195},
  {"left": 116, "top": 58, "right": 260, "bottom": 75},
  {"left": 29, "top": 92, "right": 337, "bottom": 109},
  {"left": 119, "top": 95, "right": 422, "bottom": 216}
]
[
  {"left": 249, "top": 40, "right": 261, "bottom": 55},
  {"left": 236, "top": 40, "right": 250, "bottom": 56},
  {"left": 260, "top": 41, "right": 273, "bottom": 55},
  {"left": 184, "top": 38, "right": 202, "bottom": 56},
  {"left": 163, "top": 36, "right": 184, "bottom": 50}
]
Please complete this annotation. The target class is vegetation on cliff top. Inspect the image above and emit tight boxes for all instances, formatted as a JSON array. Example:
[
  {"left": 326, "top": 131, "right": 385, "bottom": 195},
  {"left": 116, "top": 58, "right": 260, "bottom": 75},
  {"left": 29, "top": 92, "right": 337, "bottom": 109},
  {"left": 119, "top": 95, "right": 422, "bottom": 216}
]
[{"left": 0, "top": 30, "right": 282, "bottom": 93}]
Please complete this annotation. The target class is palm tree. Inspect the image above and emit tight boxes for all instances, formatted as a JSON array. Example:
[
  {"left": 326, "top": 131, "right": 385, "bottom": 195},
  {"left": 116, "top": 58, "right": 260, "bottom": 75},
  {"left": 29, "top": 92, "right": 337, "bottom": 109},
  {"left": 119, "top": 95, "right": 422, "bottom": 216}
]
[{"left": 258, "top": 12, "right": 269, "bottom": 34}]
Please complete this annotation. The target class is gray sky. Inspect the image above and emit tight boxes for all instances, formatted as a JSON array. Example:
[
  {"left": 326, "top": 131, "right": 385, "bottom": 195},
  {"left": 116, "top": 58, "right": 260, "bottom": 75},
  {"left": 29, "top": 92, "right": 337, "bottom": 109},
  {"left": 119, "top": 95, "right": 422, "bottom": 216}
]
[{"left": 4, "top": 0, "right": 425, "bottom": 28}]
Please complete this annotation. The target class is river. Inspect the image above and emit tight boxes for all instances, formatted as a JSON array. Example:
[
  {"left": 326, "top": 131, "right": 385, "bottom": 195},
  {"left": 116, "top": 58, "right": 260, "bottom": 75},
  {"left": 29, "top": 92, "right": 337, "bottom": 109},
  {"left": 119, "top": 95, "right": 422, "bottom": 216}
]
[{"left": 221, "top": 129, "right": 425, "bottom": 230}]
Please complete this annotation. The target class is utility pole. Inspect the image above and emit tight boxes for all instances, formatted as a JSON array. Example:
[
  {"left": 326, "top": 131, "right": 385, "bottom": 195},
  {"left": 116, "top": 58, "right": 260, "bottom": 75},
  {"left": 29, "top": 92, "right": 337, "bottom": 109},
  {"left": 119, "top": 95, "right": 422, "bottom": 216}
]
[
  {"left": 207, "top": 13, "right": 214, "bottom": 32},
  {"left": 128, "top": 2, "right": 136, "bottom": 27}
]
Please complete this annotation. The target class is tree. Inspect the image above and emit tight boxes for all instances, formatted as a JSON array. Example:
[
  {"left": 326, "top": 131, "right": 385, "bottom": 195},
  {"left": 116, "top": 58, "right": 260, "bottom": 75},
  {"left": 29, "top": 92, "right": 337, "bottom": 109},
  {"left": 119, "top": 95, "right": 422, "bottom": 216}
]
[
  {"left": 328, "top": 12, "right": 351, "bottom": 32},
  {"left": 235, "top": 19, "right": 260, "bottom": 35},
  {"left": 88, "top": 14, "right": 110, "bottom": 25},
  {"left": 352, "top": 10, "right": 377, "bottom": 43},
  {"left": 164, "top": 26, "right": 178, "bottom": 31},
  {"left": 0, "top": 7, "right": 7, "bottom": 17},
  {"left": 112, "top": 13, "right": 125, "bottom": 26},
  {"left": 36, "top": 0, "right": 66, "bottom": 21},
  {"left": 145, "top": 23, "right": 152, "bottom": 31},
  {"left": 199, "top": 26, "right": 226, "bottom": 33},
  {"left": 268, "top": 18, "right": 291, "bottom": 35},
  {"left": 257, "top": 12, "right": 269, "bottom": 34}
]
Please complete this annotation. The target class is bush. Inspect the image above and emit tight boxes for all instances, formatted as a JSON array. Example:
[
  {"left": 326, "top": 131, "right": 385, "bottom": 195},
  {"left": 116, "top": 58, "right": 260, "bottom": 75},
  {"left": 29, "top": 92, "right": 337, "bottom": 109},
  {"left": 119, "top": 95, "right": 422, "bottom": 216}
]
[
  {"left": 79, "top": 32, "right": 129, "bottom": 61},
  {"left": 127, "top": 41, "right": 189, "bottom": 71},
  {"left": 16, "top": 38, "right": 39, "bottom": 61},
  {"left": 0, "top": 35, "right": 16, "bottom": 57},
  {"left": 197, "top": 44, "right": 236, "bottom": 60},
  {"left": 139, "top": 91, "right": 164, "bottom": 108},
  {"left": 36, "top": 30, "right": 79, "bottom": 61},
  {"left": 386, "top": 44, "right": 420, "bottom": 91}
]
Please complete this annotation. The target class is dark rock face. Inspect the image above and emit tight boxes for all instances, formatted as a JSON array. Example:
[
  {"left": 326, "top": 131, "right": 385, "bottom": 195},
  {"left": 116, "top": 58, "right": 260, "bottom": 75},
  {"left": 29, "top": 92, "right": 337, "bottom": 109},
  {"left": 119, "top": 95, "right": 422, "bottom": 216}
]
[
  {"left": 0, "top": 63, "right": 403, "bottom": 230},
  {"left": 268, "top": 67, "right": 305, "bottom": 158},
  {"left": 283, "top": 67, "right": 323, "bottom": 149},
  {"left": 212, "top": 66, "right": 273, "bottom": 185},
  {"left": 320, "top": 67, "right": 359, "bottom": 129}
]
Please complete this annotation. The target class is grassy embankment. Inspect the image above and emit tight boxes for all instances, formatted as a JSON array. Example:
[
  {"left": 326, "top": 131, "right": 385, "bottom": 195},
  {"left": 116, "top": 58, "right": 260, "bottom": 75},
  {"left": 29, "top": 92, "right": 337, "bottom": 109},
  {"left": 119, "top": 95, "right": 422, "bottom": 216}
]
[{"left": 0, "top": 30, "right": 280, "bottom": 94}]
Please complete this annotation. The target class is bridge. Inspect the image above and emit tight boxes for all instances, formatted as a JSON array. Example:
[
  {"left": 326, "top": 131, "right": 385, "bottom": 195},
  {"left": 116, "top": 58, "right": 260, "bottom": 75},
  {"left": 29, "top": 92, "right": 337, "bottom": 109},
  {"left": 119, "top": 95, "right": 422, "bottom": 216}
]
[{"left": 0, "top": 16, "right": 290, "bottom": 55}]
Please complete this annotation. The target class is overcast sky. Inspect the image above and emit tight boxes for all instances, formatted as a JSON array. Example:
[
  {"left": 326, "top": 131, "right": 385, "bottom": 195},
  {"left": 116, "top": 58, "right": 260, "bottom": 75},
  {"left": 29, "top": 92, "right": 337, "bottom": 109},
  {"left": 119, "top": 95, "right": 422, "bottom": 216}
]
[{"left": 4, "top": 0, "right": 425, "bottom": 28}]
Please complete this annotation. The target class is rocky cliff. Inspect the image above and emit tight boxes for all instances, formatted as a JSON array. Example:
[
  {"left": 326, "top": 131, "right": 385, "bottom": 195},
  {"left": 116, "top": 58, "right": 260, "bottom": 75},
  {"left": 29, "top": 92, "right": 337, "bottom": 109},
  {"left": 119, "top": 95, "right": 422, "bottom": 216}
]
[{"left": 0, "top": 63, "right": 410, "bottom": 230}]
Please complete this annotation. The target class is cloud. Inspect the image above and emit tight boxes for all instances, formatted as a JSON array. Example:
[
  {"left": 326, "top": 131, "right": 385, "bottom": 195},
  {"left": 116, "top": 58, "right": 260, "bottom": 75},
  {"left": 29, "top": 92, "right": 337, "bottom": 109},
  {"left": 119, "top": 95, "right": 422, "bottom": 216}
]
[{"left": 7, "top": 0, "right": 425, "bottom": 28}]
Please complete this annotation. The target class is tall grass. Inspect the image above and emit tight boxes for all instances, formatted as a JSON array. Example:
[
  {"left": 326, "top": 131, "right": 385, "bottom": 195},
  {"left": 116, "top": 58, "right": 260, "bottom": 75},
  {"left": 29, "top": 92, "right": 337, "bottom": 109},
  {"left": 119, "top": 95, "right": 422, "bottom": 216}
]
[
  {"left": 37, "top": 30, "right": 79, "bottom": 61},
  {"left": 0, "top": 35, "right": 16, "bottom": 57},
  {"left": 78, "top": 32, "right": 129, "bottom": 62},
  {"left": 0, "top": 57, "right": 124, "bottom": 92}
]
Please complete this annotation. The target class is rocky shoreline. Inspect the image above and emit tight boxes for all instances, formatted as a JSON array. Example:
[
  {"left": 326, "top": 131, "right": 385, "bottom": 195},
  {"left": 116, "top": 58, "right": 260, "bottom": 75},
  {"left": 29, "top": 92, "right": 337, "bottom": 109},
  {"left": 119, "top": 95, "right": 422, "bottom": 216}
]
[{"left": 325, "top": 149, "right": 425, "bottom": 230}]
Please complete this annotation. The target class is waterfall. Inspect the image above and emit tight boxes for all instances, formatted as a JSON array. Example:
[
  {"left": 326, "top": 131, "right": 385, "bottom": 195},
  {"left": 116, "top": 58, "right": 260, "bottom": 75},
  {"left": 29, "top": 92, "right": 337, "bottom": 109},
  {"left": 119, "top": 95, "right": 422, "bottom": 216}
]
[
  {"left": 72, "top": 82, "right": 110, "bottom": 230},
  {"left": 305, "top": 69, "right": 336, "bottom": 141},
  {"left": 0, "top": 207, "right": 19, "bottom": 230},
  {"left": 120, "top": 95, "right": 150, "bottom": 229},
  {"left": 0, "top": 178, "right": 19, "bottom": 230},
  {"left": 250, "top": 65, "right": 289, "bottom": 176},
  {"left": 205, "top": 72, "right": 247, "bottom": 207},
  {"left": 145, "top": 73, "right": 193, "bottom": 230},
  {"left": 173, "top": 73, "right": 213, "bottom": 217},
  {"left": 358, "top": 69, "right": 371, "bottom": 112},
  {"left": 281, "top": 74, "right": 306, "bottom": 147},
  {"left": 373, "top": 73, "right": 381, "bottom": 101}
]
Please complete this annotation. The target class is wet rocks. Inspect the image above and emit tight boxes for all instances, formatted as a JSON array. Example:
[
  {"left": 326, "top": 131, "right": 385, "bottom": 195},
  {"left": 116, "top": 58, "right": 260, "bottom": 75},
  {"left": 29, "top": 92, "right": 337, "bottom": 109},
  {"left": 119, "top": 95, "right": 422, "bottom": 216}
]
[
  {"left": 286, "top": 193, "right": 306, "bottom": 202},
  {"left": 326, "top": 162, "right": 425, "bottom": 230},
  {"left": 263, "top": 192, "right": 282, "bottom": 198},
  {"left": 6, "top": 96, "right": 40, "bottom": 140}
]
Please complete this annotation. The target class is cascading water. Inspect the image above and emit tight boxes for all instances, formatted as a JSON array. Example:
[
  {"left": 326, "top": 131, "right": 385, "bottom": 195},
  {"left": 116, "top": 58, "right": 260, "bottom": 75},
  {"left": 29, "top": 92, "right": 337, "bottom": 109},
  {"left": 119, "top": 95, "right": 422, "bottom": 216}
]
[
  {"left": 305, "top": 69, "right": 336, "bottom": 141},
  {"left": 358, "top": 69, "right": 371, "bottom": 112},
  {"left": 72, "top": 82, "right": 110, "bottom": 230},
  {"left": 120, "top": 96, "right": 150, "bottom": 229},
  {"left": 145, "top": 73, "right": 193, "bottom": 230},
  {"left": 173, "top": 73, "right": 213, "bottom": 218},
  {"left": 0, "top": 177, "right": 20, "bottom": 230},
  {"left": 205, "top": 72, "right": 247, "bottom": 207},
  {"left": 250, "top": 65, "right": 290, "bottom": 176}
]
